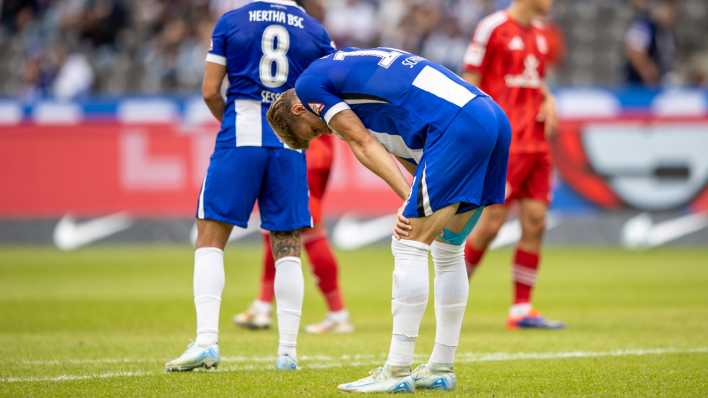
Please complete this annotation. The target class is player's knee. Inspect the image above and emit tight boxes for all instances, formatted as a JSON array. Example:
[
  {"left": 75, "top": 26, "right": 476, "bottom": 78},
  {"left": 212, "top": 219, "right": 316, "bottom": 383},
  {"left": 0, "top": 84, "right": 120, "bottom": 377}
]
[
  {"left": 431, "top": 241, "right": 465, "bottom": 273},
  {"left": 522, "top": 213, "right": 546, "bottom": 239},
  {"left": 391, "top": 239, "right": 429, "bottom": 304},
  {"left": 475, "top": 221, "right": 502, "bottom": 245},
  {"left": 196, "top": 219, "right": 231, "bottom": 249},
  {"left": 270, "top": 230, "right": 302, "bottom": 260}
]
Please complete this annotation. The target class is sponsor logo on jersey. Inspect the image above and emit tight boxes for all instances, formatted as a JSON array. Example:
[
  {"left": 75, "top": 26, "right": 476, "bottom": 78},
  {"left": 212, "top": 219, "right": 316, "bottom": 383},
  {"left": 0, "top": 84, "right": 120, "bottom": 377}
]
[
  {"left": 504, "top": 54, "right": 541, "bottom": 88},
  {"left": 309, "top": 102, "right": 325, "bottom": 115}
]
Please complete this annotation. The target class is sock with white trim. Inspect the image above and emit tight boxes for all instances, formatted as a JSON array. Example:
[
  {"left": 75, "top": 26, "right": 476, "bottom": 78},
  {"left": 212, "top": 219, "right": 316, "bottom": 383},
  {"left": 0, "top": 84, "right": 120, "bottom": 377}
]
[
  {"left": 194, "top": 247, "right": 225, "bottom": 347},
  {"left": 386, "top": 238, "right": 430, "bottom": 368},
  {"left": 274, "top": 256, "right": 304, "bottom": 359},
  {"left": 429, "top": 241, "right": 469, "bottom": 365}
]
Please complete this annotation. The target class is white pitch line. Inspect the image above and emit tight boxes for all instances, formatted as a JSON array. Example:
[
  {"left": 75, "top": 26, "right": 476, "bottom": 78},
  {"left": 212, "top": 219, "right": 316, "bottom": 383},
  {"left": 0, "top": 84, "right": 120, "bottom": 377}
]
[{"left": 3, "top": 347, "right": 707, "bottom": 384}]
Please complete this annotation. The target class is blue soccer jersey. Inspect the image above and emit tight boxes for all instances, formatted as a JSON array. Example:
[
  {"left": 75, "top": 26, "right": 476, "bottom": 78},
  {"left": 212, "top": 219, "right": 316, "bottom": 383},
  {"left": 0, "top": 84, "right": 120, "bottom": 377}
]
[
  {"left": 295, "top": 47, "right": 489, "bottom": 164},
  {"left": 295, "top": 47, "right": 511, "bottom": 218},
  {"left": 207, "top": 0, "right": 335, "bottom": 149}
]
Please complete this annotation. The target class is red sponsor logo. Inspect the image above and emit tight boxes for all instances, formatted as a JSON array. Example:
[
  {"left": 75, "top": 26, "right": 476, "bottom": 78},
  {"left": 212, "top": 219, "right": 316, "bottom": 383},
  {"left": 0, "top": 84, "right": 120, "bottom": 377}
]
[{"left": 309, "top": 102, "right": 325, "bottom": 116}]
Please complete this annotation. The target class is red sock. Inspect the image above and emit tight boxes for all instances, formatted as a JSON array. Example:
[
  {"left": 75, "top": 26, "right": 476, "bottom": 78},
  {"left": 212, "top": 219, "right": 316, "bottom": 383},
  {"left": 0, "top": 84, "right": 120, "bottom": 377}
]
[
  {"left": 512, "top": 248, "right": 539, "bottom": 304},
  {"left": 464, "top": 241, "right": 486, "bottom": 278},
  {"left": 258, "top": 233, "right": 275, "bottom": 303},
  {"left": 304, "top": 231, "right": 344, "bottom": 312}
]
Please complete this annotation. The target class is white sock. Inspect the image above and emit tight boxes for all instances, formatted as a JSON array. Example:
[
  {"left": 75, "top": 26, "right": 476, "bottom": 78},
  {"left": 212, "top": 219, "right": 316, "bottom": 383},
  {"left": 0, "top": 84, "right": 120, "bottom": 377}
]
[
  {"left": 274, "top": 256, "right": 304, "bottom": 359},
  {"left": 194, "top": 247, "right": 225, "bottom": 347},
  {"left": 509, "top": 303, "right": 532, "bottom": 318},
  {"left": 386, "top": 238, "right": 430, "bottom": 368},
  {"left": 328, "top": 309, "right": 349, "bottom": 322},
  {"left": 252, "top": 299, "right": 272, "bottom": 313},
  {"left": 429, "top": 241, "right": 469, "bottom": 365}
]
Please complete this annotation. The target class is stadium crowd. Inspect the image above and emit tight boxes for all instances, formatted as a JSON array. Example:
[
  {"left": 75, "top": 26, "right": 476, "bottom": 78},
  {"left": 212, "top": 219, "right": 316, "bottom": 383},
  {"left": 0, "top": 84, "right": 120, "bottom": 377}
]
[{"left": 1, "top": 0, "right": 706, "bottom": 99}]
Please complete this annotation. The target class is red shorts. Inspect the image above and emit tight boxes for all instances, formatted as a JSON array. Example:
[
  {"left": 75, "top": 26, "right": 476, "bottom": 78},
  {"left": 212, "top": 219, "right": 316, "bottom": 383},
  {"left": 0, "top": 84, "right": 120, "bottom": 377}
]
[
  {"left": 505, "top": 152, "right": 553, "bottom": 205},
  {"left": 306, "top": 135, "right": 334, "bottom": 226}
]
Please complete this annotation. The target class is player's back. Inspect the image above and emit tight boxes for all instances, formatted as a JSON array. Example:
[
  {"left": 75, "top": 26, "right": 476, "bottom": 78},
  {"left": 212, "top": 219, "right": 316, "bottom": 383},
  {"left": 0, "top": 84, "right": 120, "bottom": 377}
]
[
  {"left": 209, "top": 0, "right": 335, "bottom": 148},
  {"left": 296, "top": 47, "right": 487, "bottom": 160}
]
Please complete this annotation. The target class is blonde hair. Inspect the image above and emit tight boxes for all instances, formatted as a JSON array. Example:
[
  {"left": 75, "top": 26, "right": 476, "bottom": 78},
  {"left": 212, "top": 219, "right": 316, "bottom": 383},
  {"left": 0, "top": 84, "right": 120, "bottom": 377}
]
[{"left": 267, "top": 90, "right": 309, "bottom": 149}]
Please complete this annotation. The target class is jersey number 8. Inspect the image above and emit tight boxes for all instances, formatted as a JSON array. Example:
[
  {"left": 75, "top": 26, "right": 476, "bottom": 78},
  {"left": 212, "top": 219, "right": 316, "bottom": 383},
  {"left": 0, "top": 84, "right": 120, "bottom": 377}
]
[{"left": 260, "top": 25, "right": 290, "bottom": 89}]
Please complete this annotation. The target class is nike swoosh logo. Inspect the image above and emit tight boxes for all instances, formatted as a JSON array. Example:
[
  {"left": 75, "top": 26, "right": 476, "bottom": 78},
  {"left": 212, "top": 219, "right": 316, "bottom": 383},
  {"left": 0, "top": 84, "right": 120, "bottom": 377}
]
[
  {"left": 332, "top": 214, "right": 396, "bottom": 250},
  {"left": 189, "top": 214, "right": 261, "bottom": 245},
  {"left": 489, "top": 213, "right": 559, "bottom": 249},
  {"left": 53, "top": 213, "right": 133, "bottom": 250},
  {"left": 332, "top": 213, "right": 560, "bottom": 250},
  {"left": 621, "top": 212, "right": 708, "bottom": 249}
]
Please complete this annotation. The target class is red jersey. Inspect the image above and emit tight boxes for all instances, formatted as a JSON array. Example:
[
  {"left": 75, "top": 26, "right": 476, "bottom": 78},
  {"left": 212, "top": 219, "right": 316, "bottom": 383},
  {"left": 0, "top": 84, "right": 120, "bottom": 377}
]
[{"left": 464, "top": 11, "right": 550, "bottom": 154}]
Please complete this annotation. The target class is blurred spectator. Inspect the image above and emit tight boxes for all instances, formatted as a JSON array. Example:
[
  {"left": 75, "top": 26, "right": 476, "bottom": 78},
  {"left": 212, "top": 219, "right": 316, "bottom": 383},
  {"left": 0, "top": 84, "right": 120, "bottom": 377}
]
[
  {"left": 325, "top": 0, "right": 378, "bottom": 47},
  {"left": 624, "top": 0, "right": 677, "bottom": 86},
  {"left": 0, "top": 0, "right": 706, "bottom": 96},
  {"left": 421, "top": 16, "right": 467, "bottom": 72}
]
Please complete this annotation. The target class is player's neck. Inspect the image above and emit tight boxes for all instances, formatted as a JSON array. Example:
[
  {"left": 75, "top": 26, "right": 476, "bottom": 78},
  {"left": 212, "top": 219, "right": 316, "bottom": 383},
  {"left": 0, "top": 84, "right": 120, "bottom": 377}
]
[{"left": 507, "top": 3, "right": 536, "bottom": 27}]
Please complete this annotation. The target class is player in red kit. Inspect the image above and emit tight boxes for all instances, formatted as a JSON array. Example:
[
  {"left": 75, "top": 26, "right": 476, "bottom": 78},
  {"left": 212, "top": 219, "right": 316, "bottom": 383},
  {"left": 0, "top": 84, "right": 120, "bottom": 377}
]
[
  {"left": 234, "top": 134, "right": 354, "bottom": 334},
  {"left": 462, "top": 0, "right": 564, "bottom": 329}
]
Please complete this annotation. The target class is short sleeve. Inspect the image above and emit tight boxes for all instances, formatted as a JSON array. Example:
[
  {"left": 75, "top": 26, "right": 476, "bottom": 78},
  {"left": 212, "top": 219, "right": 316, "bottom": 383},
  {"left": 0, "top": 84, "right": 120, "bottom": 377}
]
[
  {"left": 295, "top": 72, "right": 349, "bottom": 125},
  {"left": 463, "top": 28, "right": 495, "bottom": 74},
  {"left": 206, "top": 15, "right": 229, "bottom": 65}
]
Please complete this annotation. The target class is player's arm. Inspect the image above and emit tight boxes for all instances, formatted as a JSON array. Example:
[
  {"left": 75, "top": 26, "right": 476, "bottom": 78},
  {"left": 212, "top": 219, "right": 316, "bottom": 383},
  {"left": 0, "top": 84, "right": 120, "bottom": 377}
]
[
  {"left": 538, "top": 82, "right": 558, "bottom": 137},
  {"left": 202, "top": 62, "right": 227, "bottom": 123},
  {"left": 329, "top": 110, "right": 410, "bottom": 200}
]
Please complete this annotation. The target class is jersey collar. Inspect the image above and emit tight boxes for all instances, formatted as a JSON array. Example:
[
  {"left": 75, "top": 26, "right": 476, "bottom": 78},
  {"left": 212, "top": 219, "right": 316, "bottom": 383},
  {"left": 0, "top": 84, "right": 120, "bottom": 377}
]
[{"left": 253, "top": 0, "right": 305, "bottom": 12}]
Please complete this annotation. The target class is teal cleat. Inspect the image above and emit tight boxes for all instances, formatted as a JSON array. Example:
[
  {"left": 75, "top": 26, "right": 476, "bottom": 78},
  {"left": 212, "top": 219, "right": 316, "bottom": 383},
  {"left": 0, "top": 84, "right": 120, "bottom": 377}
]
[
  {"left": 337, "top": 365, "right": 415, "bottom": 393},
  {"left": 275, "top": 354, "right": 298, "bottom": 371},
  {"left": 411, "top": 363, "right": 456, "bottom": 391},
  {"left": 165, "top": 342, "right": 219, "bottom": 372}
]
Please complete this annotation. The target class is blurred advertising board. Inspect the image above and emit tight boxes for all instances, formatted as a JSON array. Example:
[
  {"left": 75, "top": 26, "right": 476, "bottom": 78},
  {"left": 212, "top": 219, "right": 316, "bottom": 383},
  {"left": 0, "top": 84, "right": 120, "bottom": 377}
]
[{"left": 0, "top": 89, "right": 706, "bottom": 247}]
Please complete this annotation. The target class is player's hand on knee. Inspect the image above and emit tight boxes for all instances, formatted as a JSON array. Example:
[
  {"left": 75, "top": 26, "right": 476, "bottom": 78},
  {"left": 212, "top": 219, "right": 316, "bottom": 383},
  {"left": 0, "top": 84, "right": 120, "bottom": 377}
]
[{"left": 393, "top": 205, "right": 412, "bottom": 240}]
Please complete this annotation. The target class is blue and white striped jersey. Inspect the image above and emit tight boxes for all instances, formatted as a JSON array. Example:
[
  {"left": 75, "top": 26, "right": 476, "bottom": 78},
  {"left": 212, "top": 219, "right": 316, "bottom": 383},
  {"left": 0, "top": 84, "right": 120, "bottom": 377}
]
[
  {"left": 294, "top": 47, "right": 488, "bottom": 164},
  {"left": 207, "top": 0, "right": 335, "bottom": 149}
]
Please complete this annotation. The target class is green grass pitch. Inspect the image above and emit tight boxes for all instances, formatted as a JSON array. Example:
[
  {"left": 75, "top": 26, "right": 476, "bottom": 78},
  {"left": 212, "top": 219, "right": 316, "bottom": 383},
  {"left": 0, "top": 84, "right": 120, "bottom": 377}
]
[{"left": 1, "top": 245, "right": 707, "bottom": 397}]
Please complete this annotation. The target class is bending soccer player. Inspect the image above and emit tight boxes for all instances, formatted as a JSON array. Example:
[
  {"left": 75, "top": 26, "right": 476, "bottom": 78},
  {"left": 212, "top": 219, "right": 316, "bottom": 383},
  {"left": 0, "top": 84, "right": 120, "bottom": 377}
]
[
  {"left": 462, "top": 0, "right": 565, "bottom": 329},
  {"left": 165, "top": 0, "right": 336, "bottom": 372},
  {"left": 268, "top": 47, "right": 510, "bottom": 393},
  {"left": 234, "top": 134, "right": 354, "bottom": 334}
]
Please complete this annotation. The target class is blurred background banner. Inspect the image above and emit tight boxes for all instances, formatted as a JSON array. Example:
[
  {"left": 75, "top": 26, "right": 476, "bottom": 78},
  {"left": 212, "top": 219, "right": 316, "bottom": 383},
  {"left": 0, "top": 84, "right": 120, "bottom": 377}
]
[{"left": 1, "top": 89, "right": 708, "bottom": 219}]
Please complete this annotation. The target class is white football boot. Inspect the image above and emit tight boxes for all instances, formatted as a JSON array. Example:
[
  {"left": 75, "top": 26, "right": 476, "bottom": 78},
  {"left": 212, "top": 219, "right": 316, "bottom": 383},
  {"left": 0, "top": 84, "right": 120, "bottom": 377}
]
[
  {"left": 410, "top": 363, "right": 456, "bottom": 391},
  {"left": 165, "top": 342, "right": 219, "bottom": 372},
  {"left": 275, "top": 353, "right": 298, "bottom": 371},
  {"left": 304, "top": 313, "right": 354, "bottom": 334},
  {"left": 233, "top": 300, "right": 272, "bottom": 330},
  {"left": 337, "top": 365, "right": 415, "bottom": 393}
]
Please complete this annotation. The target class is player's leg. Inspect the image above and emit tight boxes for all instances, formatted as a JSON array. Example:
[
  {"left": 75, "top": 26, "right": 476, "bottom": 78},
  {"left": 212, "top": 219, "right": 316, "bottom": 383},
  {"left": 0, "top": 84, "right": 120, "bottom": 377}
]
[
  {"left": 167, "top": 148, "right": 266, "bottom": 372},
  {"left": 233, "top": 232, "right": 274, "bottom": 330},
  {"left": 339, "top": 204, "right": 460, "bottom": 394},
  {"left": 464, "top": 204, "right": 509, "bottom": 276},
  {"left": 413, "top": 98, "right": 510, "bottom": 390},
  {"left": 259, "top": 147, "right": 312, "bottom": 370},
  {"left": 269, "top": 229, "right": 303, "bottom": 370},
  {"left": 302, "top": 150, "right": 353, "bottom": 333},
  {"left": 509, "top": 153, "right": 564, "bottom": 329},
  {"left": 410, "top": 208, "right": 482, "bottom": 391}
]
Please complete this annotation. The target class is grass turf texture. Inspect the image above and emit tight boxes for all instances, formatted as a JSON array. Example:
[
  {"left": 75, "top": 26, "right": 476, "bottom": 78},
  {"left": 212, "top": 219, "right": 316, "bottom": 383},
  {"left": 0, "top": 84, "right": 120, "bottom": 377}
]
[{"left": 0, "top": 245, "right": 707, "bottom": 397}]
